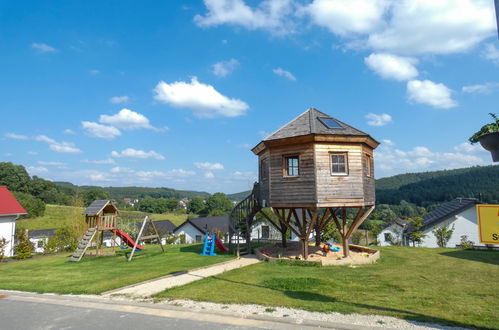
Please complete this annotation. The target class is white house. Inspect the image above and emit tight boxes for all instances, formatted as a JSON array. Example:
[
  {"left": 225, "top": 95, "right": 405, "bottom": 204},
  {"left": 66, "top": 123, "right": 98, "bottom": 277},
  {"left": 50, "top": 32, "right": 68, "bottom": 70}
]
[
  {"left": 377, "top": 219, "right": 407, "bottom": 246},
  {"left": 174, "top": 215, "right": 230, "bottom": 243},
  {"left": 378, "top": 198, "right": 497, "bottom": 248},
  {"left": 0, "top": 186, "right": 28, "bottom": 257},
  {"left": 28, "top": 229, "right": 55, "bottom": 253}
]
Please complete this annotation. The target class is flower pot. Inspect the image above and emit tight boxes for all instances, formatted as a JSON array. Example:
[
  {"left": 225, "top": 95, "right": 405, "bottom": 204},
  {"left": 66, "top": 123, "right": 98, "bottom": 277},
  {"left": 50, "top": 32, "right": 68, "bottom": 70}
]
[{"left": 479, "top": 131, "right": 499, "bottom": 162}]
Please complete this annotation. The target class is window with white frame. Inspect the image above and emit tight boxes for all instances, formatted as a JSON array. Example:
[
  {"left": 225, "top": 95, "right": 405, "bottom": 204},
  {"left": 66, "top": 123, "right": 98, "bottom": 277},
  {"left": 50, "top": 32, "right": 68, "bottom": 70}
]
[
  {"left": 331, "top": 152, "right": 348, "bottom": 175},
  {"left": 284, "top": 155, "right": 299, "bottom": 177}
]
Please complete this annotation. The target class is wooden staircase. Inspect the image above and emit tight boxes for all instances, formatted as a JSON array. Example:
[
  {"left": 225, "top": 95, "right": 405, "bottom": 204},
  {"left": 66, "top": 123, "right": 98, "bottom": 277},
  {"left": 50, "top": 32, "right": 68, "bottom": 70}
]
[
  {"left": 229, "top": 183, "right": 262, "bottom": 255},
  {"left": 69, "top": 228, "right": 97, "bottom": 262}
]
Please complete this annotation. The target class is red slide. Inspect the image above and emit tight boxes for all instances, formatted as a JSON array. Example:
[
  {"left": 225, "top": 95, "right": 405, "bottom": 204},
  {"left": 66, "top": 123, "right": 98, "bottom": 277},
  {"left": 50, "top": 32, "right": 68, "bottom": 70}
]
[
  {"left": 215, "top": 237, "right": 228, "bottom": 252},
  {"left": 113, "top": 229, "right": 144, "bottom": 250}
]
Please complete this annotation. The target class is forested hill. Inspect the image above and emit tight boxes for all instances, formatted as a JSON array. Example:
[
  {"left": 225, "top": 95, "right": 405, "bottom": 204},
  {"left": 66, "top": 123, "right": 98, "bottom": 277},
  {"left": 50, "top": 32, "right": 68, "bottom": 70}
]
[
  {"left": 376, "top": 165, "right": 499, "bottom": 206},
  {"left": 54, "top": 182, "right": 210, "bottom": 200},
  {"left": 229, "top": 165, "right": 499, "bottom": 205}
]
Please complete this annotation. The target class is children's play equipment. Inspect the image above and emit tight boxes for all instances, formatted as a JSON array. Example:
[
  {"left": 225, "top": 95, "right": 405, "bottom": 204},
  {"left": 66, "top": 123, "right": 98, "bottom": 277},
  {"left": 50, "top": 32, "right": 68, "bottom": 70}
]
[
  {"left": 69, "top": 200, "right": 164, "bottom": 262},
  {"left": 127, "top": 216, "right": 164, "bottom": 262},
  {"left": 200, "top": 233, "right": 228, "bottom": 256},
  {"left": 323, "top": 243, "right": 341, "bottom": 254},
  {"left": 229, "top": 108, "right": 379, "bottom": 259}
]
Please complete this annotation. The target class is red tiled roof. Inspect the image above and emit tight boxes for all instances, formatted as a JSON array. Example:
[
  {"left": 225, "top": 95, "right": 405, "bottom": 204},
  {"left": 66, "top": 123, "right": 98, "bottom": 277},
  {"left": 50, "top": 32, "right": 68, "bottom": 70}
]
[{"left": 0, "top": 186, "right": 27, "bottom": 215}]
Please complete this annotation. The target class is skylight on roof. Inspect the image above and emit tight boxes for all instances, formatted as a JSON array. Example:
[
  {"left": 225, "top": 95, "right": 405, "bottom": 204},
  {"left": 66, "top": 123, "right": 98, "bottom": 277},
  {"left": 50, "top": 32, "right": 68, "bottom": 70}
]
[{"left": 318, "top": 117, "right": 343, "bottom": 129}]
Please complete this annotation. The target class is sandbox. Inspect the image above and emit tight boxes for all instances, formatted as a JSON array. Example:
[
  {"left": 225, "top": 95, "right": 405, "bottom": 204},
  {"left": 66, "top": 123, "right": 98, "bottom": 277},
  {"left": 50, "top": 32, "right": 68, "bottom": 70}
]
[{"left": 255, "top": 242, "right": 379, "bottom": 266}]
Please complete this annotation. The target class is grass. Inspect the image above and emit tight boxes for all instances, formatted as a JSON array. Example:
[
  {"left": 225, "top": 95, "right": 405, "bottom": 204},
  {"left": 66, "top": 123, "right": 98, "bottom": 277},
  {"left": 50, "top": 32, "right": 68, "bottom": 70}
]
[
  {"left": 16, "top": 204, "right": 188, "bottom": 230},
  {"left": 155, "top": 246, "right": 499, "bottom": 329},
  {"left": 0, "top": 244, "right": 233, "bottom": 294}
]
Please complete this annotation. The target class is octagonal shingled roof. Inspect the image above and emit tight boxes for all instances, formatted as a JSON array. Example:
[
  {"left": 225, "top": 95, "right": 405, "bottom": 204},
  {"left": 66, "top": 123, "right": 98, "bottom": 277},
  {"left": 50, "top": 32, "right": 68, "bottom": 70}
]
[
  {"left": 263, "top": 108, "right": 371, "bottom": 141},
  {"left": 0, "top": 186, "right": 27, "bottom": 216}
]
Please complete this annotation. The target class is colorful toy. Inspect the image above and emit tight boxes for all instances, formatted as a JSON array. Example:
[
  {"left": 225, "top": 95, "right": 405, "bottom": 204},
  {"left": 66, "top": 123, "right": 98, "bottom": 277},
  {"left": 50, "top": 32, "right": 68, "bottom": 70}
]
[
  {"left": 200, "top": 233, "right": 228, "bottom": 256},
  {"left": 323, "top": 243, "right": 341, "bottom": 254}
]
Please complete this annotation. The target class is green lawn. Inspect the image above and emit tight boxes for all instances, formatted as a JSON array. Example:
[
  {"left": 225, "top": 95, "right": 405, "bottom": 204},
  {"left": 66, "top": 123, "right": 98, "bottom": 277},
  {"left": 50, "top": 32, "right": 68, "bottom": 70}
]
[
  {"left": 0, "top": 244, "right": 233, "bottom": 294},
  {"left": 16, "top": 204, "right": 188, "bottom": 230},
  {"left": 156, "top": 247, "right": 499, "bottom": 329}
]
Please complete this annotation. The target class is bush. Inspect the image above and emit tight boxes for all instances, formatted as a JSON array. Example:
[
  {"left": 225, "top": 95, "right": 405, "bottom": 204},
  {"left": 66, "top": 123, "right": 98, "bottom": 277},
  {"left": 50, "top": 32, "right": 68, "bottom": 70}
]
[
  {"left": 15, "top": 229, "right": 33, "bottom": 259},
  {"left": 432, "top": 224, "right": 455, "bottom": 248},
  {"left": 351, "top": 231, "right": 363, "bottom": 245},
  {"left": 460, "top": 235, "right": 474, "bottom": 249},
  {"left": 165, "top": 234, "right": 178, "bottom": 244},
  {"left": 44, "top": 226, "right": 79, "bottom": 253},
  {"left": 0, "top": 238, "right": 9, "bottom": 262}
]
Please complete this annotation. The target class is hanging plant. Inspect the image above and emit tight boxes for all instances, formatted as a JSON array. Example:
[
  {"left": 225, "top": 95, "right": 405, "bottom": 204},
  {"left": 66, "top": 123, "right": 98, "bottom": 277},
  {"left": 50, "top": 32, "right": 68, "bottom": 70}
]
[
  {"left": 469, "top": 113, "right": 499, "bottom": 162},
  {"left": 469, "top": 113, "right": 499, "bottom": 143}
]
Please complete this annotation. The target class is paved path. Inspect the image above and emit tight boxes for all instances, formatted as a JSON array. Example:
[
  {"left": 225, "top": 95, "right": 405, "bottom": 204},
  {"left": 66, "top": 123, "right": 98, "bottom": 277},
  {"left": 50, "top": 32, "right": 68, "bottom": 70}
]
[
  {"left": 104, "top": 255, "right": 260, "bottom": 297},
  {"left": 0, "top": 291, "right": 345, "bottom": 330}
]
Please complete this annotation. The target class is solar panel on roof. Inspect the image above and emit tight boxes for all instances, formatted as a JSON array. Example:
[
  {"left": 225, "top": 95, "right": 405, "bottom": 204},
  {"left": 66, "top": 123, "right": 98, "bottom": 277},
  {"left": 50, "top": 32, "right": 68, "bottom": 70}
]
[
  {"left": 83, "top": 200, "right": 109, "bottom": 215},
  {"left": 318, "top": 117, "right": 343, "bottom": 129}
]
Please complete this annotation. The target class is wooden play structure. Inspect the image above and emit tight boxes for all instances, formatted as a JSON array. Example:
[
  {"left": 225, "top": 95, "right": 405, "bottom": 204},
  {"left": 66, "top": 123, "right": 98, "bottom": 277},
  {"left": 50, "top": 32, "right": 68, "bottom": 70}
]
[
  {"left": 69, "top": 200, "right": 164, "bottom": 262},
  {"left": 230, "top": 108, "right": 379, "bottom": 259}
]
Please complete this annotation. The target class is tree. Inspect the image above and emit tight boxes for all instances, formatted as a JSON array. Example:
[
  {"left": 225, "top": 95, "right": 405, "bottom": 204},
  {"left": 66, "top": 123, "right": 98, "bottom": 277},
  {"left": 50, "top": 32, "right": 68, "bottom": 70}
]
[
  {"left": 165, "top": 197, "right": 179, "bottom": 212},
  {"left": 0, "top": 238, "right": 8, "bottom": 262},
  {"left": 432, "top": 224, "right": 455, "bottom": 247},
  {"left": 12, "top": 191, "right": 45, "bottom": 218},
  {"left": 0, "top": 162, "right": 31, "bottom": 193},
  {"left": 407, "top": 217, "right": 427, "bottom": 247},
  {"left": 204, "top": 193, "right": 233, "bottom": 216},
  {"left": 44, "top": 226, "right": 79, "bottom": 253},
  {"left": 79, "top": 188, "right": 110, "bottom": 206},
  {"left": 187, "top": 197, "right": 205, "bottom": 214},
  {"left": 14, "top": 229, "right": 33, "bottom": 259},
  {"left": 138, "top": 196, "right": 157, "bottom": 213}
]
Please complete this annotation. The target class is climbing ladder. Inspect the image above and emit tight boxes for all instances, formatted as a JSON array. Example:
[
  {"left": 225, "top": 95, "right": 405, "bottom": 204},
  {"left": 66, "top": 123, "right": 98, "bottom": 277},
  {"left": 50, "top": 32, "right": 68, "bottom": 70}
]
[
  {"left": 229, "top": 183, "right": 262, "bottom": 255},
  {"left": 200, "top": 233, "right": 217, "bottom": 256},
  {"left": 69, "top": 228, "right": 97, "bottom": 262}
]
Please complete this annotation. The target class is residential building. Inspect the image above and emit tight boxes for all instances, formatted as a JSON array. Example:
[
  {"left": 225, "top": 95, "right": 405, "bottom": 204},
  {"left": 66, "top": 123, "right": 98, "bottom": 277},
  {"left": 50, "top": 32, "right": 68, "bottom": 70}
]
[{"left": 0, "top": 186, "right": 28, "bottom": 257}]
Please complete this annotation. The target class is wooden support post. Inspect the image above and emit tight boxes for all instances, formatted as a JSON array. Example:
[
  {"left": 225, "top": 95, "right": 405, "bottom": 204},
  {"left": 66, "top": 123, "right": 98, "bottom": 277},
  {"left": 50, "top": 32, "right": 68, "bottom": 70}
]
[{"left": 341, "top": 207, "right": 349, "bottom": 257}]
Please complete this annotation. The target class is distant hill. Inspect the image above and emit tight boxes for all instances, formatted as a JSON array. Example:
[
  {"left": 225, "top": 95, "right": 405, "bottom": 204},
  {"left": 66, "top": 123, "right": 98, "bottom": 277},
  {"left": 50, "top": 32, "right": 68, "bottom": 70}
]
[
  {"left": 227, "top": 165, "right": 499, "bottom": 205},
  {"left": 227, "top": 190, "right": 251, "bottom": 201},
  {"left": 54, "top": 182, "right": 210, "bottom": 200},
  {"left": 376, "top": 165, "right": 499, "bottom": 206}
]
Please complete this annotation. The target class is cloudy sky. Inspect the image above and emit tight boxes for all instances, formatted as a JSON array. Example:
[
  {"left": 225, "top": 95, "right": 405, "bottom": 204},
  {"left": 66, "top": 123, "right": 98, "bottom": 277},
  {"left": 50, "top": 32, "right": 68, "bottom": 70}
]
[{"left": 1, "top": 0, "right": 498, "bottom": 193}]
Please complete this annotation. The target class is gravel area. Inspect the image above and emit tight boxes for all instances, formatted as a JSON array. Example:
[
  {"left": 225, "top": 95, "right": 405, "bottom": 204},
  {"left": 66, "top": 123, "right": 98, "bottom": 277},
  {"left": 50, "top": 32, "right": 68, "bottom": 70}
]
[{"left": 153, "top": 298, "right": 469, "bottom": 330}]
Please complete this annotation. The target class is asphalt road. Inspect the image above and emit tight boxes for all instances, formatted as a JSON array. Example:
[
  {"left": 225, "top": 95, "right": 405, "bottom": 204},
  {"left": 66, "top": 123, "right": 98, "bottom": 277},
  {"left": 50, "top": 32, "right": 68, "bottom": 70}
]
[{"left": 0, "top": 291, "right": 347, "bottom": 330}]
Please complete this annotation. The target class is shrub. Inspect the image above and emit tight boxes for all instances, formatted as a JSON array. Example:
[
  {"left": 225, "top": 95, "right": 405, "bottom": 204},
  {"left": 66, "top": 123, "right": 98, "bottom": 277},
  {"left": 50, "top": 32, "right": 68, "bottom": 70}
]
[
  {"left": 165, "top": 234, "right": 178, "bottom": 244},
  {"left": 178, "top": 233, "right": 186, "bottom": 244},
  {"left": 351, "top": 231, "right": 363, "bottom": 245},
  {"left": 460, "top": 235, "right": 474, "bottom": 249},
  {"left": 15, "top": 229, "right": 33, "bottom": 259},
  {"left": 0, "top": 238, "right": 9, "bottom": 262},
  {"left": 44, "top": 226, "right": 79, "bottom": 253},
  {"left": 432, "top": 224, "right": 455, "bottom": 248}
]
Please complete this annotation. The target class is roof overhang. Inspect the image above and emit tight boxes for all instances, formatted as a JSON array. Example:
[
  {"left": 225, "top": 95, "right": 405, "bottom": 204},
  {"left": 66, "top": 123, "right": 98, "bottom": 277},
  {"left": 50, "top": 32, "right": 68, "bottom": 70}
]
[
  {"left": 0, "top": 213, "right": 28, "bottom": 217},
  {"left": 252, "top": 134, "right": 380, "bottom": 155}
]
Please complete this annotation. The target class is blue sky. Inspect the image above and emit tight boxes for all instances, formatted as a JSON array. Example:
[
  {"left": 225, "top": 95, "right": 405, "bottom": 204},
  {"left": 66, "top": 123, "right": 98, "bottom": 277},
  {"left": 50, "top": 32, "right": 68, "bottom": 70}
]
[{"left": 1, "top": 0, "right": 498, "bottom": 194}]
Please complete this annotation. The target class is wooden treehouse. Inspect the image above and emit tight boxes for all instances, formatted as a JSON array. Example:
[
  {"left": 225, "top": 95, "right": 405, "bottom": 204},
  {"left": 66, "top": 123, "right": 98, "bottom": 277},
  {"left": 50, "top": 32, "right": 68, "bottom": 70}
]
[
  {"left": 69, "top": 200, "right": 118, "bottom": 262},
  {"left": 230, "top": 108, "right": 379, "bottom": 259}
]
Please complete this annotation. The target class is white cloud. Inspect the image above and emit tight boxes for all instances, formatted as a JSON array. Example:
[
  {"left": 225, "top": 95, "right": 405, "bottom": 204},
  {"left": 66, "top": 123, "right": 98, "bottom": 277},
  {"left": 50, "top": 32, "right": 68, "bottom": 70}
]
[
  {"left": 27, "top": 166, "right": 49, "bottom": 176},
  {"left": 63, "top": 129, "right": 75, "bottom": 135},
  {"left": 406, "top": 80, "right": 457, "bottom": 109},
  {"left": 27, "top": 151, "right": 38, "bottom": 155},
  {"left": 5, "top": 133, "right": 28, "bottom": 140},
  {"left": 153, "top": 77, "right": 249, "bottom": 118},
  {"left": 365, "top": 113, "right": 393, "bottom": 127},
  {"left": 232, "top": 171, "right": 257, "bottom": 181},
  {"left": 462, "top": 82, "right": 499, "bottom": 94},
  {"left": 37, "top": 161, "right": 66, "bottom": 168},
  {"left": 89, "top": 69, "right": 100, "bottom": 75},
  {"left": 194, "top": 0, "right": 295, "bottom": 34},
  {"left": 195, "top": 162, "right": 225, "bottom": 170},
  {"left": 31, "top": 42, "right": 57, "bottom": 53},
  {"left": 88, "top": 172, "right": 112, "bottom": 182},
  {"left": 382, "top": 139, "right": 394, "bottom": 146},
  {"left": 375, "top": 141, "right": 492, "bottom": 177},
  {"left": 110, "top": 148, "right": 165, "bottom": 160},
  {"left": 81, "top": 158, "right": 116, "bottom": 165},
  {"left": 35, "top": 135, "right": 82, "bottom": 154},
  {"left": 482, "top": 43, "right": 499, "bottom": 64},
  {"left": 367, "top": 0, "right": 496, "bottom": 55},
  {"left": 167, "top": 169, "right": 196, "bottom": 177},
  {"left": 109, "top": 95, "right": 130, "bottom": 104},
  {"left": 204, "top": 171, "right": 215, "bottom": 179},
  {"left": 272, "top": 67, "right": 296, "bottom": 81},
  {"left": 213, "top": 59, "right": 239, "bottom": 77},
  {"left": 364, "top": 53, "right": 418, "bottom": 81},
  {"left": 305, "top": 0, "right": 388, "bottom": 36},
  {"left": 81, "top": 121, "right": 121, "bottom": 139},
  {"left": 99, "top": 108, "right": 162, "bottom": 131}
]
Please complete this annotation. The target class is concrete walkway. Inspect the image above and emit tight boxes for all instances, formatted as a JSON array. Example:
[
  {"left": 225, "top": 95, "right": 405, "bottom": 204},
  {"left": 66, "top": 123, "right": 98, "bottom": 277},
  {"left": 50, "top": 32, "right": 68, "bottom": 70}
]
[{"left": 104, "top": 255, "right": 260, "bottom": 297}]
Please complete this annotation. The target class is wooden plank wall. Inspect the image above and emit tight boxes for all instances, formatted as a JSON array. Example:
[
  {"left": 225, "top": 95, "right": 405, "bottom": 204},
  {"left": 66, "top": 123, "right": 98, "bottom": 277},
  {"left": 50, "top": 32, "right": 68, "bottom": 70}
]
[
  {"left": 268, "top": 143, "right": 317, "bottom": 207},
  {"left": 362, "top": 145, "right": 376, "bottom": 204},
  {"left": 258, "top": 151, "right": 271, "bottom": 206},
  {"left": 314, "top": 143, "right": 368, "bottom": 207}
]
